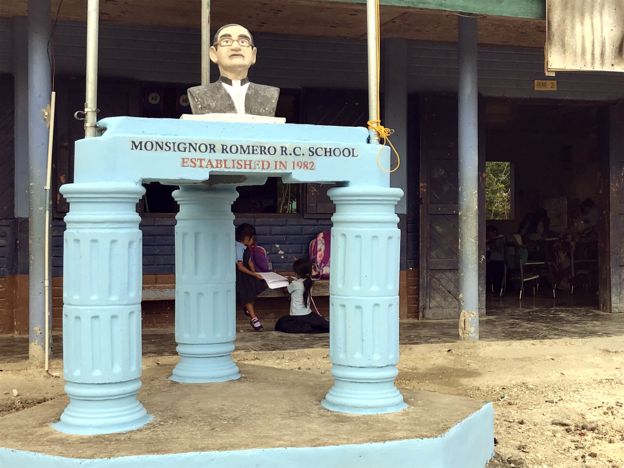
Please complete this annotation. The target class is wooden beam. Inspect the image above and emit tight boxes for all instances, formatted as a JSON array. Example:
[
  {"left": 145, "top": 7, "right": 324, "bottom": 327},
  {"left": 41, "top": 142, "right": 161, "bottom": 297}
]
[
  {"left": 0, "top": 0, "right": 545, "bottom": 48},
  {"left": 1, "top": 0, "right": 546, "bottom": 21},
  {"left": 326, "top": 0, "right": 545, "bottom": 19}
]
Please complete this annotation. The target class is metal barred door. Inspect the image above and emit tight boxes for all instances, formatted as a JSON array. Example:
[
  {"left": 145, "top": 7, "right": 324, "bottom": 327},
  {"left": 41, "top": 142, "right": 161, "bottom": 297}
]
[{"left": 419, "top": 95, "right": 484, "bottom": 319}]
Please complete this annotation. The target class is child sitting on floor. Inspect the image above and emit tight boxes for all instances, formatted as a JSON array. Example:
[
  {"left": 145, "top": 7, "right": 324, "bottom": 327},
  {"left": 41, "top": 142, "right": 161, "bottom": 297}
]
[{"left": 275, "top": 259, "right": 329, "bottom": 334}]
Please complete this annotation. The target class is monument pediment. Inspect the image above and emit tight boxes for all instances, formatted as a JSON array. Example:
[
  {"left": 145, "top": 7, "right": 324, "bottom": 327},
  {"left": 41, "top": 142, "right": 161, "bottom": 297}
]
[{"left": 74, "top": 116, "right": 390, "bottom": 187}]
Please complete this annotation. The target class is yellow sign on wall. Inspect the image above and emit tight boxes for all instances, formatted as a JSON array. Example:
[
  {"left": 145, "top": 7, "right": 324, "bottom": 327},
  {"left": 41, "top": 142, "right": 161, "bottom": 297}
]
[{"left": 534, "top": 80, "right": 558, "bottom": 91}]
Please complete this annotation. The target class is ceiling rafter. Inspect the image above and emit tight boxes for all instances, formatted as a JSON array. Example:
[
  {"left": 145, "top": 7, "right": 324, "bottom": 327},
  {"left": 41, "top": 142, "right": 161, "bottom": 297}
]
[{"left": 0, "top": 0, "right": 545, "bottom": 48}]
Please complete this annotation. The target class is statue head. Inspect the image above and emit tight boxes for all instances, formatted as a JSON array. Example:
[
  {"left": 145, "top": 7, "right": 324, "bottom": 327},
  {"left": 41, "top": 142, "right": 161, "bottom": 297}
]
[{"left": 209, "top": 24, "right": 257, "bottom": 80}]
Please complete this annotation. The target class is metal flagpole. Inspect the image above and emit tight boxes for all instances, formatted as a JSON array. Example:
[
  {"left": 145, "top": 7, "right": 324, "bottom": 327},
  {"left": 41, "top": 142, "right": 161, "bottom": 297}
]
[
  {"left": 201, "top": 0, "right": 211, "bottom": 85},
  {"left": 366, "top": 0, "right": 379, "bottom": 142},
  {"left": 85, "top": 0, "right": 99, "bottom": 138}
]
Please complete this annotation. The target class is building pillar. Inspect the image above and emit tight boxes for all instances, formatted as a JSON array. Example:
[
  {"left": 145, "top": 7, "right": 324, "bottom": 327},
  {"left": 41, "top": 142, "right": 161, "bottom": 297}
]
[
  {"left": 382, "top": 38, "right": 408, "bottom": 215},
  {"left": 322, "top": 186, "right": 406, "bottom": 414},
  {"left": 54, "top": 182, "right": 151, "bottom": 435},
  {"left": 171, "top": 185, "right": 240, "bottom": 383},
  {"left": 458, "top": 15, "right": 480, "bottom": 341},
  {"left": 27, "top": 0, "right": 52, "bottom": 365},
  {"left": 383, "top": 38, "right": 410, "bottom": 319}
]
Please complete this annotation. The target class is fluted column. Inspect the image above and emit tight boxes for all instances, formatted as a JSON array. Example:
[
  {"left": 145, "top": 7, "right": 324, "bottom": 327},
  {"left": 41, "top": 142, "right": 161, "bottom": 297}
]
[
  {"left": 322, "top": 186, "right": 406, "bottom": 414},
  {"left": 55, "top": 182, "right": 151, "bottom": 435},
  {"left": 171, "top": 185, "right": 240, "bottom": 383}
]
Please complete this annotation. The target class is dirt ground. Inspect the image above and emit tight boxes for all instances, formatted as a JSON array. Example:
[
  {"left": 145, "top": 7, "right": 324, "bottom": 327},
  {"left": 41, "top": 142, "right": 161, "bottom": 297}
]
[{"left": 1, "top": 304, "right": 623, "bottom": 467}]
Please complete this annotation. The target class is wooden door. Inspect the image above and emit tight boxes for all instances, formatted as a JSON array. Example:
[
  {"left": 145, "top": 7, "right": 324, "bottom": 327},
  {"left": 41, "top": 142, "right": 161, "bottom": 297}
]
[
  {"left": 601, "top": 104, "right": 624, "bottom": 313},
  {"left": 419, "top": 95, "right": 484, "bottom": 319}
]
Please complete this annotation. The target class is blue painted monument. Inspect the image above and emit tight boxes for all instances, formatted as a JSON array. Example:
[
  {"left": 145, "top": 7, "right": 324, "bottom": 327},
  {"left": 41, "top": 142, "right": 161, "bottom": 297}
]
[{"left": 55, "top": 114, "right": 404, "bottom": 434}]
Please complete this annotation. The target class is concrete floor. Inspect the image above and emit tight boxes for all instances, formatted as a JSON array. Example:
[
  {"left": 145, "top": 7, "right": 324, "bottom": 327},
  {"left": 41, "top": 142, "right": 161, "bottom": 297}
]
[
  {"left": 0, "top": 363, "right": 491, "bottom": 459},
  {"left": 1, "top": 301, "right": 623, "bottom": 364}
]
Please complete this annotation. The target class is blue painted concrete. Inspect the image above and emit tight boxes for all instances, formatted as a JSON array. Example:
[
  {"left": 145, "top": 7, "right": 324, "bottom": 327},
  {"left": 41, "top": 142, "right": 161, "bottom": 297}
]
[
  {"left": 0, "top": 404, "right": 494, "bottom": 468},
  {"left": 56, "top": 183, "right": 151, "bottom": 435},
  {"left": 322, "top": 186, "right": 406, "bottom": 414},
  {"left": 58, "top": 117, "right": 404, "bottom": 434},
  {"left": 171, "top": 186, "right": 241, "bottom": 383},
  {"left": 73, "top": 117, "right": 390, "bottom": 186}
]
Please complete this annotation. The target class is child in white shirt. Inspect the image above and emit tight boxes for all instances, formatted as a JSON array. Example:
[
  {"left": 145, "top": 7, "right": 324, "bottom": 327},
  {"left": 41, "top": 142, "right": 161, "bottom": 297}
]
[{"left": 275, "top": 259, "right": 329, "bottom": 333}]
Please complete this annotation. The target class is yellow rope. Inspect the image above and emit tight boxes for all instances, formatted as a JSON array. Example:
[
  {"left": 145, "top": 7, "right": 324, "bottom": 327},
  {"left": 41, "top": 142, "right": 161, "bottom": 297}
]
[{"left": 367, "top": 0, "right": 401, "bottom": 174}]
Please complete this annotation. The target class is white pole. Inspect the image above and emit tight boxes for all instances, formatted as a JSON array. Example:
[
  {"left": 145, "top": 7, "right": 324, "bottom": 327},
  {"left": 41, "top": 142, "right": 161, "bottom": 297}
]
[
  {"left": 201, "top": 0, "right": 211, "bottom": 86},
  {"left": 44, "top": 91, "right": 56, "bottom": 372},
  {"left": 85, "top": 0, "right": 99, "bottom": 138},
  {"left": 367, "top": 0, "right": 379, "bottom": 141}
]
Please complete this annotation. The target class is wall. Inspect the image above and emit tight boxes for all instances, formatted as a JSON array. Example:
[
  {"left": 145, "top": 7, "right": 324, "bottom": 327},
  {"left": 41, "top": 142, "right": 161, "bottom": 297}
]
[{"left": 3, "top": 18, "right": 624, "bottom": 99}]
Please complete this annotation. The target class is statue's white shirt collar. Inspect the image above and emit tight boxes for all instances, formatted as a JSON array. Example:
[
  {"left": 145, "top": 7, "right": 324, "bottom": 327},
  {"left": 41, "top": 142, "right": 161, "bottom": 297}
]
[{"left": 220, "top": 80, "right": 250, "bottom": 114}]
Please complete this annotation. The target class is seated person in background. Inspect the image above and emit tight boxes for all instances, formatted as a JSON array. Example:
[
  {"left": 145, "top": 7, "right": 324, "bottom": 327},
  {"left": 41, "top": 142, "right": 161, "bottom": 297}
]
[
  {"left": 517, "top": 207, "right": 551, "bottom": 259},
  {"left": 275, "top": 259, "right": 329, "bottom": 334},
  {"left": 572, "top": 198, "right": 599, "bottom": 239},
  {"left": 486, "top": 225, "right": 505, "bottom": 293},
  {"left": 518, "top": 207, "right": 550, "bottom": 241}
]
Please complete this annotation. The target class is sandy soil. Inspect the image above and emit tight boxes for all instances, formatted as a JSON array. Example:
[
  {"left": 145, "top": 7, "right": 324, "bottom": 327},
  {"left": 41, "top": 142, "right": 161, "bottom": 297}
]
[
  {"left": 232, "top": 337, "right": 624, "bottom": 467},
  {"left": 1, "top": 334, "right": 623, "bottom": 466}
]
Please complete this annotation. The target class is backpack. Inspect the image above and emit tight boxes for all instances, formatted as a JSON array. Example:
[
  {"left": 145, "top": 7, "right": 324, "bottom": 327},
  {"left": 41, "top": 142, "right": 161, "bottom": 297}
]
[
  {"left": 309, "top": 231, "right": 331, "bottom": 279},
  {"left": 250, "top": 245, "right": 272, "bottom": 272}
]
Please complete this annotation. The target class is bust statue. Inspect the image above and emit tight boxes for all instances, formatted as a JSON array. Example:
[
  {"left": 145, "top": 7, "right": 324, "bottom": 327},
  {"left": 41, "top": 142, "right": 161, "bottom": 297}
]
[{"left": 187, "top": 24, "right": 280, "bottom": 117}]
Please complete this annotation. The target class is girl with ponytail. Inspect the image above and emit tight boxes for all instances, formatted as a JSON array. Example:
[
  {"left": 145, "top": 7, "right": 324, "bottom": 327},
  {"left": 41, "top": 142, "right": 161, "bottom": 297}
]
[{"left": 275, "top": 258, "right": 329, "bottom": 334}]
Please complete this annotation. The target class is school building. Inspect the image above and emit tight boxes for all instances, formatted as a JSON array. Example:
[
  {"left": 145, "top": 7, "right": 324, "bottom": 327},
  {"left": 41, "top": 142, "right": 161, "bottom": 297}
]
[{"left": 1, "top": 0, "right": 623, "bottom": 336}]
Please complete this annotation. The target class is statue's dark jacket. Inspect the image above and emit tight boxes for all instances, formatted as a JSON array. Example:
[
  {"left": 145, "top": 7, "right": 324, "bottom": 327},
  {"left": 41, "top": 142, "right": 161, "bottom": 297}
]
[{"left": 187, "top": 81, "right": 280, "bottom": 117}]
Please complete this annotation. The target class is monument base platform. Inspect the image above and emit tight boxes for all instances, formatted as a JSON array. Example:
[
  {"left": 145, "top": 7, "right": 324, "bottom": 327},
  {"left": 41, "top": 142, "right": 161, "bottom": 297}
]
[{"left": 0, "top": 363, "right": 494, "bottom": 468}]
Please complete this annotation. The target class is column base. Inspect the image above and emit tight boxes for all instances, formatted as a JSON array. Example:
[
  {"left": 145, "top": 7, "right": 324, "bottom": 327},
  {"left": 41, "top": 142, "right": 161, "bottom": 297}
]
[
  {"left": 171, "top": 344, "right": 240, "bottom": 383},
  {"left": 53, "top": 380, "right": 151, "bottom": 435},
  {"left": 321, "top": 365, "right": 407, "bottom": 415}
]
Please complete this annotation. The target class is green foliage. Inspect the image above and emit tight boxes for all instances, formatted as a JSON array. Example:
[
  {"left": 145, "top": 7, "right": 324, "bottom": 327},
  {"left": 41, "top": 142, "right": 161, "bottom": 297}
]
[{"left": 485, "top": 161, "right": 512, "bottom": 220}]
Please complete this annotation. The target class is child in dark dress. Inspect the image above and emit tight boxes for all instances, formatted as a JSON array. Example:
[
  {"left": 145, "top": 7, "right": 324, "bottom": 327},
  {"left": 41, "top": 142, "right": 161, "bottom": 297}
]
[
  {"left": 275, "top": 259, "right": 329, "bottom": 334},
  {"left": 235, "top": 224, "right": 267, "bottom": 331}
]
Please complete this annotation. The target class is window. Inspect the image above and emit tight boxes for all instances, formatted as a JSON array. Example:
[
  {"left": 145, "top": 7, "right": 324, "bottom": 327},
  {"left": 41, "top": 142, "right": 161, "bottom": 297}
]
[
  {"left": 233, "top": 179, "right": 298, "bottom": 214},
  {"left": 485, "top": 161, "right": 513, "bottom": 220}
]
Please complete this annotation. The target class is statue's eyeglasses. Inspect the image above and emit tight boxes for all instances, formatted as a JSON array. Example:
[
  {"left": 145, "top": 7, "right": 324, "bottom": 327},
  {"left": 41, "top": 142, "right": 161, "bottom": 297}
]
[{"left": 215, "top": 37, "right": 253, "bottom": 48}]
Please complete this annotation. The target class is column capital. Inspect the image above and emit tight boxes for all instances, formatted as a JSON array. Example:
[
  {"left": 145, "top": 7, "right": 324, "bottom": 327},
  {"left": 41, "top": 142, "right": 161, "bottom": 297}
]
[
  {"left": 60, "top": 182, "right": 146, "bottom": 200},
  {"left": 329, "top": 186, "right": 403, "bottom": 203}
]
